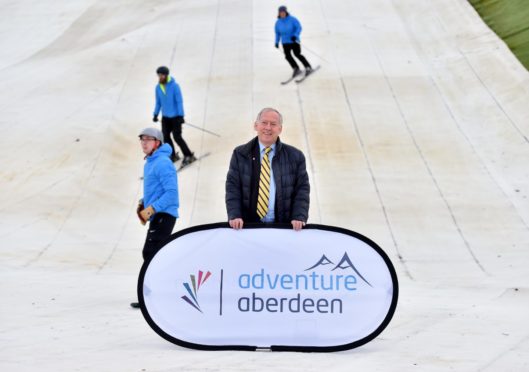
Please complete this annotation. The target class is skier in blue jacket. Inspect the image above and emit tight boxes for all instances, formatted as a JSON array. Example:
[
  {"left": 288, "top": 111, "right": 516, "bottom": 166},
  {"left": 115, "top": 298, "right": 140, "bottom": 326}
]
[
  {"left": 153, "top": 66, "right": 196, "bottom": 166},
  {"left": 131, "top": 127, "right": 179, "bottom": 308},
  {"left": 275, "top": 6, "right": 313, "bottom": 78},
  {"left": 137, "top": 127, "right": 179, "bottom": 258}
]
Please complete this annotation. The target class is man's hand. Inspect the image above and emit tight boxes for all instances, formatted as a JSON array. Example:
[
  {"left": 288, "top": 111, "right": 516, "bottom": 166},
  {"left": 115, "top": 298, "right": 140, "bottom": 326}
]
[
  {"left": 140, "top": 205, "right": 155, "bottom": 221},
  {"left": 229, "top": 218, "right": 244, "bottom": 230},
  {"left": 291, "top": 220, "right": 305, "bottom": 231},
  {"left": 291, "top": 36, "right": 297, "bottom": 43},
  {"left": 152, "top": 115, "right": 158, "bottom": 123},
  {"left": 275, "top": 43, "right": 279, "bottom": 49},
  {"left": 136, "top": 202, "right": 147, "bottom": 225}
]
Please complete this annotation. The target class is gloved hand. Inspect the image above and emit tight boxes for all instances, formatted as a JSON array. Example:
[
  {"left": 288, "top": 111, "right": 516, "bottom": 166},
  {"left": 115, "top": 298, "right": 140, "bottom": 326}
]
[
  {"left": 137, "top": 201, "right": 146, "bottom": 225},
  {"left": 291, "top": 36, "right": 297, "bottom": 42},
  {"left": 275, "top": 43, "right": 279, "bottom": 49},
  {"left": 139, "top": 205, "right": 155, "bottom": 222},
  {"left": 152, "top": 115, "right": 158, "bottom": 123},
  {"left": 175, "top": 116, "right": 185, "bottom": 125}
]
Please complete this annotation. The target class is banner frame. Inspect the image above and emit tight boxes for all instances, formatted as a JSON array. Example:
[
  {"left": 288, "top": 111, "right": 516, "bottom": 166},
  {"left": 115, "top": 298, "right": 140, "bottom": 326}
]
[{"left": 137, "top": 222, "right": 399, "bottom": 352}]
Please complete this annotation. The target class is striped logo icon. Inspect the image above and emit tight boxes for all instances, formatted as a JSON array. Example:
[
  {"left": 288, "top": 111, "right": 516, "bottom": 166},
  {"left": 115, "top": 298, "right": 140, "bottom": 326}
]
[{"left": 181, "top": 270, "right": 212, "bottom": 312}]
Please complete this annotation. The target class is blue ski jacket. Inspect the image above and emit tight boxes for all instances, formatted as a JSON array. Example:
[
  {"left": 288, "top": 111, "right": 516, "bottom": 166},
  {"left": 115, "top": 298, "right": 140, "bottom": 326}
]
[
  {"left": 143, "top": 143, "right": 179, "bottom": 219},
  {"left": 275, "top": 15, "right": 302, "bottom": 45},
  {"left": 153, "top": 76, "right": 185, "bottom": 118}
]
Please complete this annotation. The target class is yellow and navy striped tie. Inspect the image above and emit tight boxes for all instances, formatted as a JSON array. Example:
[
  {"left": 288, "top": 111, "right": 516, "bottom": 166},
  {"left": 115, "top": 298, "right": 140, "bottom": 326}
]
[{"left": 257, "top": 147, "right": 272, "bottom": 220}]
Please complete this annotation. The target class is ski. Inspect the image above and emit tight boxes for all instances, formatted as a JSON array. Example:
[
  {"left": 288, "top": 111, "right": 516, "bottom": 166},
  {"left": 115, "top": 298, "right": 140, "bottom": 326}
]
[
  {"left": 177, "top": 152, "right": 211, "bottom": 171},
  {"left": 280, "top": 76, "right": 297, "bottom": 85},
  {"left": 295, "top": 65, "right": 321, "bottom": 83},
  {"left": 281, "top": 70, "right": 304, "bottom": 85}
]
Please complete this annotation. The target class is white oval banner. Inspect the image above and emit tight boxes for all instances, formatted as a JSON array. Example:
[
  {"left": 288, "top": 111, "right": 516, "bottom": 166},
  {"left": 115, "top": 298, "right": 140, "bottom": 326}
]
[{"left": 138, "top": 223, "right": 398, "bottom": 352}]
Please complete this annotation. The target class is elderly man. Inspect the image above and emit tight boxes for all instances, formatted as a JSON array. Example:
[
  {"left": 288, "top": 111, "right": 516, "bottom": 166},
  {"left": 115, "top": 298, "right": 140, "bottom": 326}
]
[{"left": 225, "top": 108, "right": 310, "bottom": 231}]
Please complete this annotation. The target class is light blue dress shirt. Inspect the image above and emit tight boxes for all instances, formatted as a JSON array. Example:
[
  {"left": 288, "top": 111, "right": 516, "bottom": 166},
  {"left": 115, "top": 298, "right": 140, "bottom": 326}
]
[{"left": 258, "top": 142, "right": 276, "bottom": 222}]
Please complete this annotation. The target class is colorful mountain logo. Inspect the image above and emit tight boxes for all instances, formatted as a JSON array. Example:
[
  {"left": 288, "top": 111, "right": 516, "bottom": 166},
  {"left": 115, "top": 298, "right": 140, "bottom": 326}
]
[{"left": 181, "top": 270, "right": 212, "bottom": 313}]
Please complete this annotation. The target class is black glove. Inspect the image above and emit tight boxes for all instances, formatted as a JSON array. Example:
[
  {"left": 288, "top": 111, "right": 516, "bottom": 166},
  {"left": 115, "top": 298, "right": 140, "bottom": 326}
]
[
  {"left": 175, "top": 116, "right": 185, "bottom": 125},
  {"left": 275, "top": 43, "right": 279, "bottom": 49},
  {"left": 152, "top": 115, "right": 158, "bottom": 123},
  {"left": 291, "top": 36, "right": 297, "bottom": 42}
]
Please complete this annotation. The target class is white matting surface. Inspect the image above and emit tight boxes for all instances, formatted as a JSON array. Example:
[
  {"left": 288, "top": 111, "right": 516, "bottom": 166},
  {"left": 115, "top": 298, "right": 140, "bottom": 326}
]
[{"left": 1, "top": 0, "right": 528, "bottom": 370}]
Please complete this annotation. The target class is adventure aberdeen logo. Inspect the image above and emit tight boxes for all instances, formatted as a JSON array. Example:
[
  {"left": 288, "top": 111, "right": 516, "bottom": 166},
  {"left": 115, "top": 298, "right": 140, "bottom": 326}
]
[
  {"left": 235, "top": 251, "right": 371, "bottom": 314},
  {"left": 180, "top": 270, "right": 212, "bottom": 313},
  {"left": 179, "top": 253, "right": 372, "bottom": 315}
]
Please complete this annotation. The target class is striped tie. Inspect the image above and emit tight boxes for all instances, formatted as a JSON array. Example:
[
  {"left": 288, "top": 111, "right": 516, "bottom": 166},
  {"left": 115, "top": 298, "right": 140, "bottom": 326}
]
[{"left": 257, "top": 147, "right": 272, "bottom": 220}]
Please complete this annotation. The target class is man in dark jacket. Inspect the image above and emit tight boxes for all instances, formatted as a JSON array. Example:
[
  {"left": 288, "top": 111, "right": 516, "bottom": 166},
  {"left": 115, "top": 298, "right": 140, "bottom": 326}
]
[{"left": 225, "top": 108, "right": 310, "bottom": 231}]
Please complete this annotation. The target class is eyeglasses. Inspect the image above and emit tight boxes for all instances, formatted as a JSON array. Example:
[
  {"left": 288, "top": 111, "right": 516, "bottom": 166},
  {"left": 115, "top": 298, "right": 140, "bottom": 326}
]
[{"left": 139, "top": 137, "right": 157, "bottom": 142}]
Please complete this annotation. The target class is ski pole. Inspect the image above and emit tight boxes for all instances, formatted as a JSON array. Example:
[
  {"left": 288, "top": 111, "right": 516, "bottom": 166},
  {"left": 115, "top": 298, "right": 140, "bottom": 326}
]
[
  {"left": 184, "top": 122, "right": 221, "bottom": 137},
  {"left": 297, "top": 42, "right": 330, "bottom": 64}
]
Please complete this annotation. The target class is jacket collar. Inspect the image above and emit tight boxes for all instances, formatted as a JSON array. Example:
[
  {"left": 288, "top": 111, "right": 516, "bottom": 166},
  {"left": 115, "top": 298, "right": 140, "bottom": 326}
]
[
  {"left": 239, "top": 136, "right": 283, "bottom": 158},
  {"left": 159, "top": 76, "right": 172, "bottom": 94},
  {"left": 146, "top": 143, "right": 172, "bottom": 161}
]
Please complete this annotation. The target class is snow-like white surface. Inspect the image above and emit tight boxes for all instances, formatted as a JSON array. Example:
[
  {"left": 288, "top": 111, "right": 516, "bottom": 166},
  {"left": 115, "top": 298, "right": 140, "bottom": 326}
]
[{"left": 1, "top": 0, "right": 529, "bottom": 370}]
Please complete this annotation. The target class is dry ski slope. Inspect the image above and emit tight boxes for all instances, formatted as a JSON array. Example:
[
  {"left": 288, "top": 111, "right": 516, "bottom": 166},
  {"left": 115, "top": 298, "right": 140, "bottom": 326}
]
[{"left": 1, "top": 0, "right": 529, "bottom": 370}]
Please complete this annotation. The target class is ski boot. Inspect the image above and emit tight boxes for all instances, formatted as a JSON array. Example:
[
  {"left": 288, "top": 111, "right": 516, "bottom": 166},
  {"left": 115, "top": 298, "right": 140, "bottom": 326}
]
[
  {"left": 171, "top": 152, "right": 181, "bottom": 163},
  {"left": 181, "top": 153, "right": 197, "bottom": 167},
  {"left": 292, "top": 68, "right": 302, "bottom": 78}
]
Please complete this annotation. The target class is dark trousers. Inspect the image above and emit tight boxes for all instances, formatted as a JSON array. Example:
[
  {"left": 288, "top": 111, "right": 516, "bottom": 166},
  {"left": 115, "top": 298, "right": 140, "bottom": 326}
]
[
  {"left": 283, "top": 43, "right": 311, "bottom": 70},
  {"left": 142, "top": 212, "right": 176, "bottom": 261},
  {"left": 161, "top": 116, "right": 192, "bottom": 157}
]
